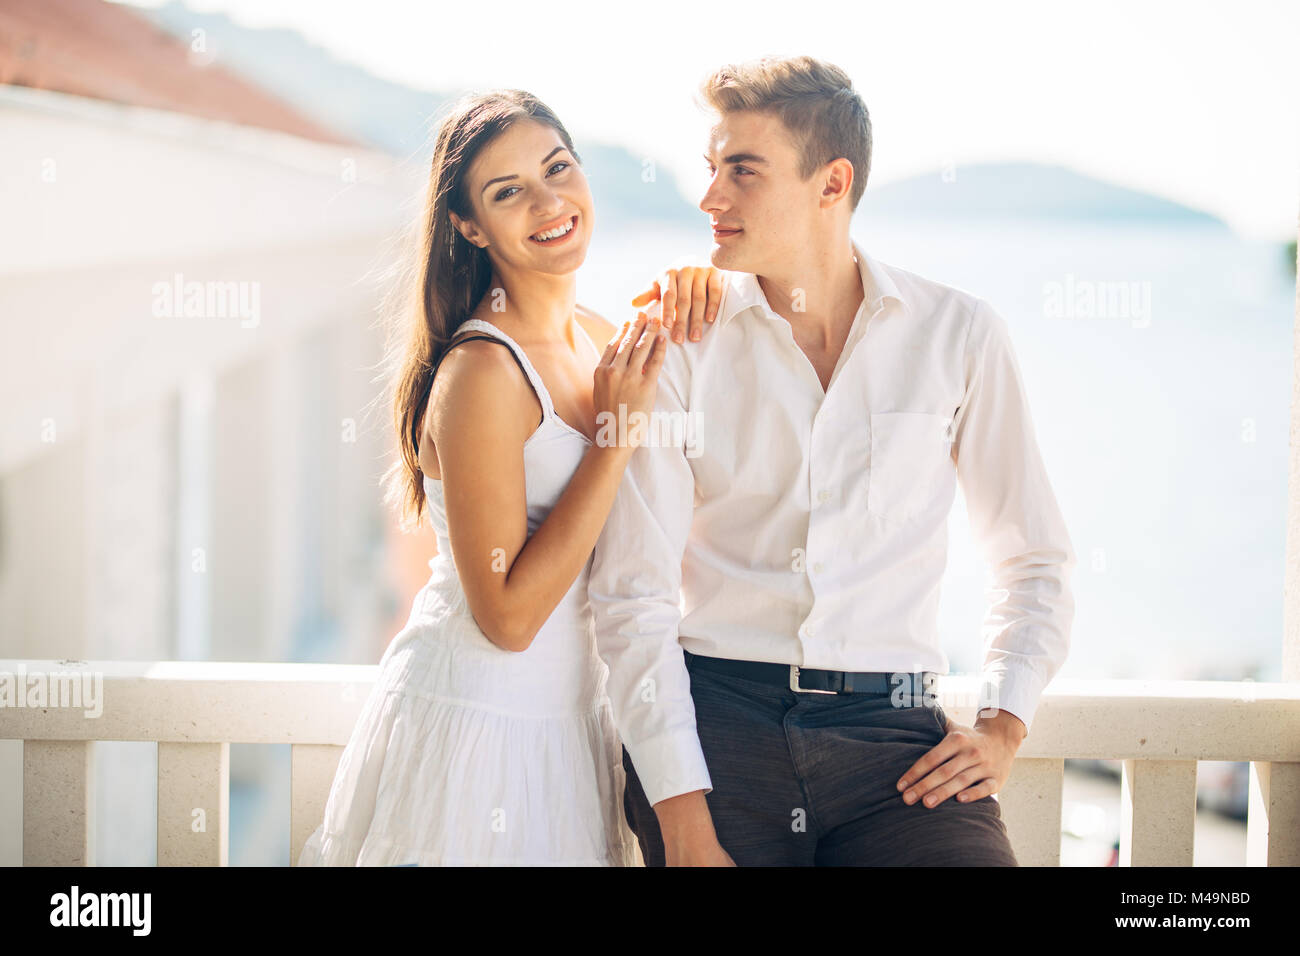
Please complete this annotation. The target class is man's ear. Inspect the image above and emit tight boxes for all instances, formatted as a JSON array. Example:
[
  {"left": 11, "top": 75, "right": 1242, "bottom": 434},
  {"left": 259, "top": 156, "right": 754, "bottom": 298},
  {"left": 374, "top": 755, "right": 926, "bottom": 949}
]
[
  {"left": 449, "top": 211, "right": 488, "bottom": 249},
  {"left": 819, "top": 158, "right": 855, "bottom": 210}
]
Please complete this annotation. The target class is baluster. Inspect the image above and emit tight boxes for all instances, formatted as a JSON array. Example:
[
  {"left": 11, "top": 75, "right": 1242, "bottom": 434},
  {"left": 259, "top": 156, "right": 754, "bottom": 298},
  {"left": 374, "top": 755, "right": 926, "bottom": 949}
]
[
  {"left": 1246, "top": 761, "right": 1300, "bottom": 866},
  {"left": 998, "top": 757, "right": 1064, "bottom": 866},
  {"left": 1120, "top": 758, "right": 1196, "bottom": 866},
  {"left": 23, "top": 740, "right": 94, "bottom": 866},
  {"left": 157, "top": 741, "right": 228, "bottom": 866}
]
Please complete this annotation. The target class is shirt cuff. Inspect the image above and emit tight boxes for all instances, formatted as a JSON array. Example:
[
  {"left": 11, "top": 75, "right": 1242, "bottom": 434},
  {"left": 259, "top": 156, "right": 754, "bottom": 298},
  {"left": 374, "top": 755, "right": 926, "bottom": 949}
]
[
  {"left": 624, "top": 728, "right": 713, "bottom": 808},
  {"left": 977, "top": 664, "right": 1048, "bottom": 734}
]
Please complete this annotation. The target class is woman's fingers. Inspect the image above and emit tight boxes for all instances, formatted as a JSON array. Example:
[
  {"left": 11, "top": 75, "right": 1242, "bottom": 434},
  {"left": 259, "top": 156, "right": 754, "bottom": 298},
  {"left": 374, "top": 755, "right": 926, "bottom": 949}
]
[
  {"left": 630, "top": 282, "right": 660, "bottom": 308},
  {"left": 667, "top": 268, "right": 692, "bottom": 342},
  {"left": 686, "top": 267, "right": 709, "bottom": 342},
  {"left": 615, "top": 313, "right": 649, "bottom": 367},
  {"left": 629, "top": 315, "right": 663, "bottom": 373},
  {"left": 642, "top": 321, "right": 668, "bottom": 377},
  {"left": 600, "top": 320, "right": 628, "bottom": 370},
  {"left": 659, "top": 272, "right": 678, "bottom": 335},
  {"left": 632, "top": 264, "right": 725, "bottom": 344},
  {"left": 604, "top": 321, "right": 627, "bottom": 355},
  {"left": 704, "top": 268, "right": 723, "bottom": 325}
]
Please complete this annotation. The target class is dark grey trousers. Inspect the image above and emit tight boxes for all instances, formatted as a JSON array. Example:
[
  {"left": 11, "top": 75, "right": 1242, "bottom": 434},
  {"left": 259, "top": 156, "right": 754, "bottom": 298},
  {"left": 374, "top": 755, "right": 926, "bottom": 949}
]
[{"left": 622, "top": 651, "right": 1019, "bottom": 866}]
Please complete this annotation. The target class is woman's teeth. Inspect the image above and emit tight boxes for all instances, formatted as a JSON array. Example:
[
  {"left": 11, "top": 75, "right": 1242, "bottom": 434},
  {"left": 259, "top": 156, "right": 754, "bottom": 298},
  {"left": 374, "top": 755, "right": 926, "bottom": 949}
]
[{"left": 531, "top": 217, "right": 574, "bottom": 242}]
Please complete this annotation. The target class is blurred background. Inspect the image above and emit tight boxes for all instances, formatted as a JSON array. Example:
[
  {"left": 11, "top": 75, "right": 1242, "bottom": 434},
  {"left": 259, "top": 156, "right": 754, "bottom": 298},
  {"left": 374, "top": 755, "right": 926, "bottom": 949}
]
[{"left": 0, "top": 0, "right": 1296, "bottom": 865}]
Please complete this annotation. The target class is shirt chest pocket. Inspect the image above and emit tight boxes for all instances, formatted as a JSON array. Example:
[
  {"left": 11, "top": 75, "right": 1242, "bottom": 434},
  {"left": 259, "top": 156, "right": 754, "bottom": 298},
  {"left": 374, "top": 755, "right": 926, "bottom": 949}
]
[{"left": 867, "top": 411, "right": 955, "bottom": 523}]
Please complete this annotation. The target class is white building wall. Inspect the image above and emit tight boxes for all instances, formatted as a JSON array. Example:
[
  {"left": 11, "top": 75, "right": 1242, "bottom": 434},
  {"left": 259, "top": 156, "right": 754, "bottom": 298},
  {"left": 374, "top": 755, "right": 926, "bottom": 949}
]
[{"left": 0, "top": 85, "right": 423, "bottom": 864}]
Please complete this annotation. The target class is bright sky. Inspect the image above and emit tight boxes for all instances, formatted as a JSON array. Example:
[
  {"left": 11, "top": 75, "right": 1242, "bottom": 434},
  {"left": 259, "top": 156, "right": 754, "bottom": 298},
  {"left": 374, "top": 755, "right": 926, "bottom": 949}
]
[{"left": 124, "top": 0, "right": 1300, "bottom": 239}]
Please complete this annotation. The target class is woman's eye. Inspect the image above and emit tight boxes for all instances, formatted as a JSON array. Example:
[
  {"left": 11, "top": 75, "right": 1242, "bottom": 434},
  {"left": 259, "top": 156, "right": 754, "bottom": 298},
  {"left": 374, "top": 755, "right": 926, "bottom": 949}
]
[
  {"left": 547, "top": 161, "right": 570, "bottom": 175},
  {"left": 495, "top": 186, "right": 520, "bottom": 201}
]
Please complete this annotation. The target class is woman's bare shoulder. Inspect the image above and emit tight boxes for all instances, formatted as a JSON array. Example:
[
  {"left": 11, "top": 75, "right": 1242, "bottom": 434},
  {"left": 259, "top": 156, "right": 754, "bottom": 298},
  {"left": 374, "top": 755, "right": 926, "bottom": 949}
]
[{"left": 425, "top": 338, "right": 538, "bottom": 445}]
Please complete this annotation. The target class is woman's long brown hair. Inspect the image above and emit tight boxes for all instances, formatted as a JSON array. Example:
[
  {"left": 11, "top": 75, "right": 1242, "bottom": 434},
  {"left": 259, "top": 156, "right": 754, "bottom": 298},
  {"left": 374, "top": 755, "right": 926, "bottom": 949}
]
[{"left": 376, "top": 90, "right": 580, "bottom": 532}]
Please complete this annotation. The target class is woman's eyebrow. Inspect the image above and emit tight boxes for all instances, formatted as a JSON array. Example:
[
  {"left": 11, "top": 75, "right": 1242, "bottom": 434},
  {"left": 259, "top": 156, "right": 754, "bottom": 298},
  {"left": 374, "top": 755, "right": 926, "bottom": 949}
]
[{"left": 480, "top": 146, "right": 570, "bottom": 194}]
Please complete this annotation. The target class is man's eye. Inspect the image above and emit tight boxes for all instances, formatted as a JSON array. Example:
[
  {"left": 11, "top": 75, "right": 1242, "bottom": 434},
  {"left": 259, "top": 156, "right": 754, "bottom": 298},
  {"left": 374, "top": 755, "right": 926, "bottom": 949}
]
[
  {"left": 495, "top": 186, "right": 519, "bottom": 201},
  {"left": 734, "top": 166, "right": 753, "bottom": 176},
  {"left": 547, "top": 161, "right": 570, "bottom": 175}
]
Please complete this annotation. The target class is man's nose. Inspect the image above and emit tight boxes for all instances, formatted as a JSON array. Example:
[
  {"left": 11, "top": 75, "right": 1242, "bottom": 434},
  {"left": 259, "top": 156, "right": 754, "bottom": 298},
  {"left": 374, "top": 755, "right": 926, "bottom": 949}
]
[{"left": 699, "top": 180, "right": 725, "bottom": 214}]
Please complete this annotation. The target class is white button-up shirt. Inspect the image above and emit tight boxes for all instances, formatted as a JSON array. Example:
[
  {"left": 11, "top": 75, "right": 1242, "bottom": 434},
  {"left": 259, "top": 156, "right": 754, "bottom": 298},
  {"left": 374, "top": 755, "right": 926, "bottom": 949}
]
[{"left": 587, "top": 239, "right": 1076, "bottom": 807}]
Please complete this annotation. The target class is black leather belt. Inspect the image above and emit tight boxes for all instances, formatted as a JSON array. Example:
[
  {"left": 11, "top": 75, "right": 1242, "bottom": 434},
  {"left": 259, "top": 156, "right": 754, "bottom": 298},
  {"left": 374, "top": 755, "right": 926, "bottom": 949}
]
[{"left": 683, "top": 649, "right": 935, "bottom": 696}]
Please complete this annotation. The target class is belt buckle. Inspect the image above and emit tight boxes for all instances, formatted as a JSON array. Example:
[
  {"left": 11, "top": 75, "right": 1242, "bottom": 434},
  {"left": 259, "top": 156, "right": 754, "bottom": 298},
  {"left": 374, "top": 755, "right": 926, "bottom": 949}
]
[{"left": 789, "top": 665, "right": 836, "bottom": 695}]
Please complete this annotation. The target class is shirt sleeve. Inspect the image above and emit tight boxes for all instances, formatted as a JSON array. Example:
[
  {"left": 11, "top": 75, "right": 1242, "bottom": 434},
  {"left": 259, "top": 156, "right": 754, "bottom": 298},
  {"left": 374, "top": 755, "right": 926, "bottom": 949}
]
[
  {"left": 587, "top": 345, "right": 713, "bottom": 807},
  {"left": 951, "top": 299, "right": 1077, "bottom": 734}
]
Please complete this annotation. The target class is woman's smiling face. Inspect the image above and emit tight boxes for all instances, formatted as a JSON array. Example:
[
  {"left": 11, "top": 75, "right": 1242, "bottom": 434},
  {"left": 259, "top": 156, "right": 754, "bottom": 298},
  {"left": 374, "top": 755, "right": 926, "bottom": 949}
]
[{"left": 452, "top": 118, "right": 594, "bottom": 276}]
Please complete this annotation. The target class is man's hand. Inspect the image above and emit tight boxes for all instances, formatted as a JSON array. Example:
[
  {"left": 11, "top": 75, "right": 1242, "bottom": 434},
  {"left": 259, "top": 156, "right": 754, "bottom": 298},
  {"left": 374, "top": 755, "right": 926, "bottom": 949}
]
[
  {"left": 666, "top": 837, "right": 736, "bottom": 866},
  {"left": 652, "top": 789, "right": 736, "bottom": 866},
  {"left": 895, "top": 707, "right": 1026, "bottom": 809},
  {"left": 632, "top": 265, "right": 724, "bottom": 345}
]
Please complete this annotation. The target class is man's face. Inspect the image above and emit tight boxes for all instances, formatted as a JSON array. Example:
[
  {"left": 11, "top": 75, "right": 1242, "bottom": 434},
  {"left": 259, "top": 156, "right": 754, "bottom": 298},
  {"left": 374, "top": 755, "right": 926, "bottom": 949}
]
[{"left": 698, "top": 110, "right": 821, "bottom": 276}]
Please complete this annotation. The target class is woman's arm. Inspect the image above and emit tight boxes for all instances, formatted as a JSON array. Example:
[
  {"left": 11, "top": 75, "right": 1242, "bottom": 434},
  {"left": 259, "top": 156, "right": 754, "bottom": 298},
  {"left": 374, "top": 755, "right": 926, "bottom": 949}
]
[{"left": 428, "top": 314, "right": 666, "bottom": 652}]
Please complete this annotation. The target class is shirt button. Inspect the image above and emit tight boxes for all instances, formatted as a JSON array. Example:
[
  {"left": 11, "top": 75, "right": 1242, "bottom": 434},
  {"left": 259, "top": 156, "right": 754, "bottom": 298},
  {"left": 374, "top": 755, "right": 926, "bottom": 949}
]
[
  {"left": 801, "top": 623, "right": 816, "bottom": 638},
  {"left": 813, "top": 562, "right": 825, "bottom": 574},
  {"left": 817, "top": 489, "right": 833, "bottom": 504}
]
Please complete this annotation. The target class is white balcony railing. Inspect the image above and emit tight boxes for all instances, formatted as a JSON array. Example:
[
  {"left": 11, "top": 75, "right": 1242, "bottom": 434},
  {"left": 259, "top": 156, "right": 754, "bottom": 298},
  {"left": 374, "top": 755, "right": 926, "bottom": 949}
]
[{"left": 2, "top": 660, "right": 1298, "bottom": 866}]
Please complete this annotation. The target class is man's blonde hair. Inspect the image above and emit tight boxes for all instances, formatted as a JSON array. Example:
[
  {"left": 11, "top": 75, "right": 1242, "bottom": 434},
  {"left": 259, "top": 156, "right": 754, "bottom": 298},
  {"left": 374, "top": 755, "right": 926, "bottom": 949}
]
[{"left": 698, "top": 55, "right": 871, "bottom": 210}]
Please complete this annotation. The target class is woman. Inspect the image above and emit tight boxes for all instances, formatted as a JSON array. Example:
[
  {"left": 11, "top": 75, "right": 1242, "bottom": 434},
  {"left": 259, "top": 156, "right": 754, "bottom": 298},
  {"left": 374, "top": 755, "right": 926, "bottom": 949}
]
[{"left": 297, "top": 89, "right": 723, "bottom": 866}]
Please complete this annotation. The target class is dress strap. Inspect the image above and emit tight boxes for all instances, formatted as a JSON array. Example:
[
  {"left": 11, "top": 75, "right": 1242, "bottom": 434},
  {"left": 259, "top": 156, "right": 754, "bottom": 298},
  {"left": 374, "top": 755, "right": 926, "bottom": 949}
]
[{"left": 435, "top": 319, "right": 550, "bottom": 429}]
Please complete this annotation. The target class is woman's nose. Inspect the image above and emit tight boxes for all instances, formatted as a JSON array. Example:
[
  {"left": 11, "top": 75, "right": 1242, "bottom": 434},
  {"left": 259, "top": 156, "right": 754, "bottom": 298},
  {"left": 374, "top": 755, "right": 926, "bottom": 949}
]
[{"left": 532, "top": 184, "right": 563, "bottom": 215}]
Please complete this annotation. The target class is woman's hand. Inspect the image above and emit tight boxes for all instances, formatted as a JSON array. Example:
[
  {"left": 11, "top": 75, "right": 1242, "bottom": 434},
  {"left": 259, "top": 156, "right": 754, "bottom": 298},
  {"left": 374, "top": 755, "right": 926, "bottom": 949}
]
[
  {"left": 631, "top": 265, "right": 725, "bottom": 345},
  {"left": 593, "top": 312, "right": 667, "bottom": 453}
]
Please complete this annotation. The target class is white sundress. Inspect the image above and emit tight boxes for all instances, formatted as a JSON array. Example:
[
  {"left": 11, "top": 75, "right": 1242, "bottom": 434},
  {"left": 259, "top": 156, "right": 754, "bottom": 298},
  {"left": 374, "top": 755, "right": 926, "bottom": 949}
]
[{"left": 298, "top": 317, "right": 639, "bottom": 866}]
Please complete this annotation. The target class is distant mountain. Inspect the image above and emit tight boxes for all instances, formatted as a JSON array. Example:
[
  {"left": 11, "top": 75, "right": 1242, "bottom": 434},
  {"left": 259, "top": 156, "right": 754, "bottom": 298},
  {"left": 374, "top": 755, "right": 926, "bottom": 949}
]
[
  {"left": 861, "top": 162, "right": 1229, "bottom": 228},
  {"left": 138, "top": 1, "right": 699, "bottom": 224}
]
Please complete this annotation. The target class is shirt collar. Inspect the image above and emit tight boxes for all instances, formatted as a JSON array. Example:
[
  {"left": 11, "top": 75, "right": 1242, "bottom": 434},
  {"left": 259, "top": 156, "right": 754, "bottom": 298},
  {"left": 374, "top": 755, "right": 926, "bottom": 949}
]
[{"left": 718, "top": 239, "right": 908, "bottom": 328}]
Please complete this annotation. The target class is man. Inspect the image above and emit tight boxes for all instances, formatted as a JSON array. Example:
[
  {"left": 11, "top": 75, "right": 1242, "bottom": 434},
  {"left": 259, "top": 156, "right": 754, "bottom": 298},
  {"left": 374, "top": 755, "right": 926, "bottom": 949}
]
[{"left": 587, "top": 54, "right": 1075, "bottom": 866}]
